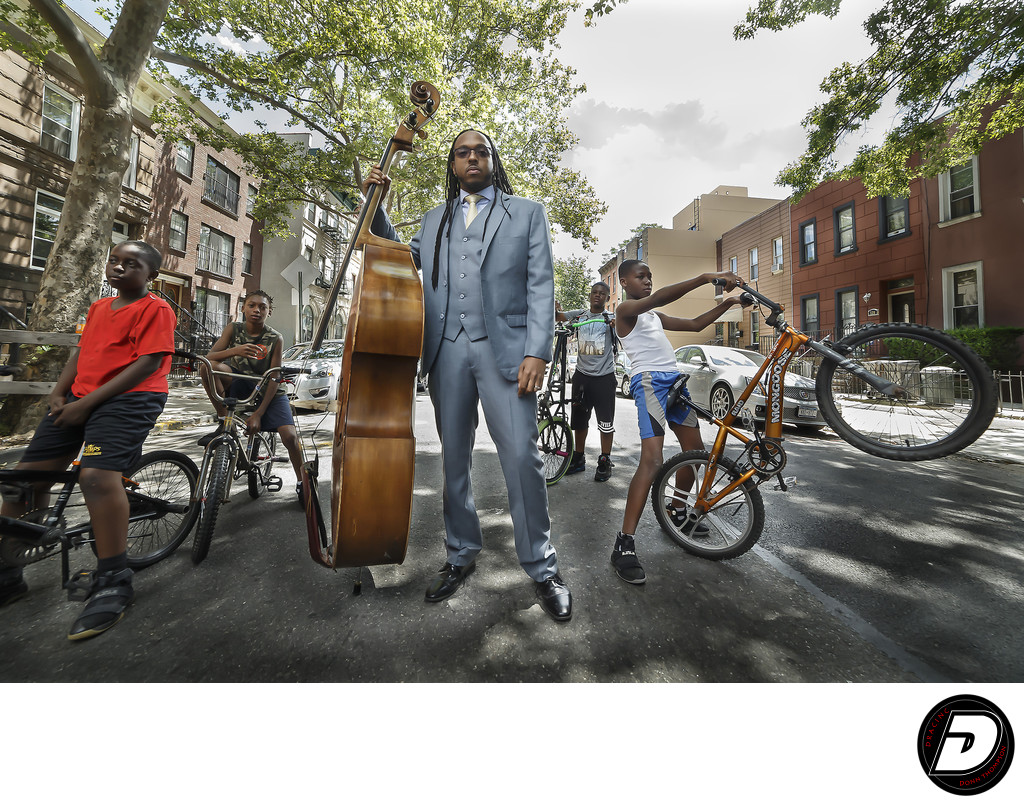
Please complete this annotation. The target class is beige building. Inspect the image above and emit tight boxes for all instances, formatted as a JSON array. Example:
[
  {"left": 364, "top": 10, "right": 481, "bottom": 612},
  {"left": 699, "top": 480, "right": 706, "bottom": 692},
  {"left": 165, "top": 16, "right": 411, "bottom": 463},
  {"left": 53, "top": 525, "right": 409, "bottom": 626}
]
[{"left": 600, "top": 186, "right": 782, "bottom": 350}]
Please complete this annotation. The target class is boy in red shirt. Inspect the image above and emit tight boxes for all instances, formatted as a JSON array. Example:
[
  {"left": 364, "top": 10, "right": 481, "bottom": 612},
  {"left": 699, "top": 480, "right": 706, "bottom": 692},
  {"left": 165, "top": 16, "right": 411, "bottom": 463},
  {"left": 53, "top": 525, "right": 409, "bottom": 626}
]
[{"left": 0, "top": 241, "right": 176, "bottom": 640}]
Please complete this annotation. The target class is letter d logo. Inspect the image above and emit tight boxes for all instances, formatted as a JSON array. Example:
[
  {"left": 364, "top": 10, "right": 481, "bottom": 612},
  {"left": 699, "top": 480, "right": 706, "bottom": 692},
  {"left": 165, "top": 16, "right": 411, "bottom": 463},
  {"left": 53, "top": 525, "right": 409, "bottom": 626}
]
[{"left": 918, "top": 695, "right": 1014, "bottom": 795}]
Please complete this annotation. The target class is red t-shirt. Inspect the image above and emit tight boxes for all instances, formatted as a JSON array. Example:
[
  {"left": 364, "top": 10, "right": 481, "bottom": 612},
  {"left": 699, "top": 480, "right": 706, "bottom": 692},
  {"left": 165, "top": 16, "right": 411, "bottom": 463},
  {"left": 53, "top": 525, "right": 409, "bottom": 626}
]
[{"left": 72, "top": 294, "right": 177, "bottom": 397}]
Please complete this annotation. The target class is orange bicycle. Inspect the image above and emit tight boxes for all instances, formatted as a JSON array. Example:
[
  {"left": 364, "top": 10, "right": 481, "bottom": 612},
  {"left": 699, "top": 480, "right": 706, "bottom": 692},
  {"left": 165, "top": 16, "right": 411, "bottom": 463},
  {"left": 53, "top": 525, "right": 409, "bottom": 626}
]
[{"left": 651, "top": 279, "right": 998, "bottom": 560}]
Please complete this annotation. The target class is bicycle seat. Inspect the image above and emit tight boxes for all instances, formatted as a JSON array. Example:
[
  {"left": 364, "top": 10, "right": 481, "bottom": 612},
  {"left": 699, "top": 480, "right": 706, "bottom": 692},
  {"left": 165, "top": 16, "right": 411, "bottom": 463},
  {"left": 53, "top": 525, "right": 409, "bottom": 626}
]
[{"left": 666, "top": 373, "right": 691, "bottom": 411}]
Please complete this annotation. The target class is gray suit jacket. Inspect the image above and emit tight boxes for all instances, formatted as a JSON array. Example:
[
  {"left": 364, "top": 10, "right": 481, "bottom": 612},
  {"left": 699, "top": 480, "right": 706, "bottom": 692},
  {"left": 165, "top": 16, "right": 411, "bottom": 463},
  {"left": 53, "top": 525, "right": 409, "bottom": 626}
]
[{"left": 372, "top": 192, "right": 555, "bottom": 381}]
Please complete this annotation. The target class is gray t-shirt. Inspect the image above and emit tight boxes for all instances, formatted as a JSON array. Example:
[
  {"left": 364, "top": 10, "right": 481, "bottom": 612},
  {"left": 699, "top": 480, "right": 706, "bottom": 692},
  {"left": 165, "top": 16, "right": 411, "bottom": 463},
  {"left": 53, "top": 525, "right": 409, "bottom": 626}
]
[{"left": 564, "top": 308, "right": 616, "bottom": 377}]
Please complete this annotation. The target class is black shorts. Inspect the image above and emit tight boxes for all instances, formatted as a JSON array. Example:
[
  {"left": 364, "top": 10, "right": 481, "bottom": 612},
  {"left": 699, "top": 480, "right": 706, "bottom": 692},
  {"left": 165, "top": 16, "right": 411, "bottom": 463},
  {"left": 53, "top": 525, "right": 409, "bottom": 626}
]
[
  {"left": 21, "top": 391, "right": 167, "bottom": 472},
  {"left": 570, "top": 371, "right": 616, "bottom": 433},
  {"left": 227, "top": 378, "right": 294, "bottom": 431}
]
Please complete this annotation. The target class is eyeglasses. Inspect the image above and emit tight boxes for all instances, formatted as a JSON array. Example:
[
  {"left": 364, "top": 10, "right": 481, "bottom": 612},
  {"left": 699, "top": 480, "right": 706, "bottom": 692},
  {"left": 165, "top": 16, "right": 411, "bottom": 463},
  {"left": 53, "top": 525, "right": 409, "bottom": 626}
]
[{"left": 453, "top": 146, "right": 492, "bottom": 160}]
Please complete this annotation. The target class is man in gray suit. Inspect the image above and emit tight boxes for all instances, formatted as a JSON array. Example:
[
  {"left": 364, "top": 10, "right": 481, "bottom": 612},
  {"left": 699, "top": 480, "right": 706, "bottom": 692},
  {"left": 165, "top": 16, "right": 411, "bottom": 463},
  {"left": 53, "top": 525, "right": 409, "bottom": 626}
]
[{"left": 362, "top": 129, "right": 572, "bottom": 622}]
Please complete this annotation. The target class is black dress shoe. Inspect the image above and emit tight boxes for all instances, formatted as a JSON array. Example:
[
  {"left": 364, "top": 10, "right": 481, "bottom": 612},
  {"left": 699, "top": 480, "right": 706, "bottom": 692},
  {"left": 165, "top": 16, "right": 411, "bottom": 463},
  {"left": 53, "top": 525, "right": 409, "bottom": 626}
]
[
  {"left": 425, "top": 561, "right": 475, "bottom": 603},
  {"left": 536, "top": 573, "right": 572, "bottom": 622}
]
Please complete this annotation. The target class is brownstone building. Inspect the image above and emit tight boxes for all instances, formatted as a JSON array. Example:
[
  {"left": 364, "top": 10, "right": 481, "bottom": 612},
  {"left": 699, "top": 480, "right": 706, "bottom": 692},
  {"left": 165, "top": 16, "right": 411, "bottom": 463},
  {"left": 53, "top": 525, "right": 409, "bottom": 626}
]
[{"left": 1, "top": 9, "right": 262, "bottom": 353}]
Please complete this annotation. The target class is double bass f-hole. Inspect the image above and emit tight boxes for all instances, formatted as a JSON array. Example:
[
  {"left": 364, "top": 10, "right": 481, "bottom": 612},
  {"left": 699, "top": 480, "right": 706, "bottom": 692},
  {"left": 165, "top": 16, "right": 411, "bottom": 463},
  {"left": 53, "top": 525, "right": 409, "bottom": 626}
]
[{"left": 304, "top": 81, "right": 441, "bottom": 570}]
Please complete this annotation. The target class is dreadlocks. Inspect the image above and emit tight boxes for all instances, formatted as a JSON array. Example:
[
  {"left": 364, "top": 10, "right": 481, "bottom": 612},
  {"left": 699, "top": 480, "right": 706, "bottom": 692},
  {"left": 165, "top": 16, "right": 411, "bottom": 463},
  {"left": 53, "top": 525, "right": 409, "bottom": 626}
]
[{"left": 431, "top": 130, "right": 516, "bottom": 290}]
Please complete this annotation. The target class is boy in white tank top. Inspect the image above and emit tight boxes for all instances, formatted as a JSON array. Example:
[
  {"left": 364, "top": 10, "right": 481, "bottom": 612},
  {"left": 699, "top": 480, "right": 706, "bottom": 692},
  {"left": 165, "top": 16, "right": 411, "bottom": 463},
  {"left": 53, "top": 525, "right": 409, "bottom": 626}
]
[{"left": 611, "top": 260, "right": 749, "bottom": 585}]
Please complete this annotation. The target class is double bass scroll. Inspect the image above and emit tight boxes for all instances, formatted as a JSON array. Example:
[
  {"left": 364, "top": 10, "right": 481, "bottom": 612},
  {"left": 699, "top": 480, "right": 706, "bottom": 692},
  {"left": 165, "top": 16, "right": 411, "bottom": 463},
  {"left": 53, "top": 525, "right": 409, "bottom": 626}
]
[{"left": 305, "top": 81, "right": 441, "bottom": 570}]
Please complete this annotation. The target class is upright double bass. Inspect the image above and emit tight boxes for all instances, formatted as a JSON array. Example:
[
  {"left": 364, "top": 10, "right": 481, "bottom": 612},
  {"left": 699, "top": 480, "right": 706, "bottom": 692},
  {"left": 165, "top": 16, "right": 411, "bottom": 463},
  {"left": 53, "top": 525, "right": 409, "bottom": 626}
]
[{"left": 304, "top": 81, "right": 441, "bottom": 569}]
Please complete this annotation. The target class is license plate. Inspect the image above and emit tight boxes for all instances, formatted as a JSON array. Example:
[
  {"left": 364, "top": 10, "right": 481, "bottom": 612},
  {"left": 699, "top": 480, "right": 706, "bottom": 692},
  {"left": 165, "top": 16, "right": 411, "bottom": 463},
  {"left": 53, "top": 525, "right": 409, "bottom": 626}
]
[{"left": 797, "top": 407, "right": 817, "bottom": 418}]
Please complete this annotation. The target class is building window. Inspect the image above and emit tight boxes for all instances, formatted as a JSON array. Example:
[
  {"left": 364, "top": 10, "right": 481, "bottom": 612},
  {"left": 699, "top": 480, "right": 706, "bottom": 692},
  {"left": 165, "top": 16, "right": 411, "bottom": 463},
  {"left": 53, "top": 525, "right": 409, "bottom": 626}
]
[
  {"left": 637, "top": 242, "right": 643, "bottom": 261},
  {"left": 772, "top": 236, "right": 783, "bottom": 271},
  {"left": 41, "top": 83, "right": 79, "bottom": 159},
  {"left": 837, "top": 287, "right": 859, "bottom": 336},
  {"left": 939, "top": 157, "right": 980, "bottom": 221},
  {"left": 301, "top": 227, "right": 317, "bottom": 262},
  {"left": 31, "top": 191, "right": 64, "bottom": 269},
  {"left": 169, "top": 211, "right": 188, "bottom": 252},
  {"left": 305, "top": 201, "right": 317, "bottom": 223},
  {"left": 749, "top": 311, "right": 760, "bottom": 349},
  {"left": 799, "top": 219, "right": 817, "bottom": 265},
  {"left": 203, "top": 157, "right": 240, "bottom": 214},
  {"left": 195, "top": 288, "right": 231, "bottom": 334},
  {"left": 729, "top": 256, "right": 737, "bottom": 274},
  {"left": 176, "top": 141, "right": 194, "bottom": 176},
  {"left": 801, "top": 295, "right": 819, "bottom": 335},
  {"left": 242, "top": 242, "right": 253, "bottom": 275},
  {"left": 748, "top": 246, "right": 758, "bottom": 281},
  {"left": 246, "top": 184, "right": 257, "bottom": 216},
  {"left": 942, "top": 263, "right": 983, "bottom": 328},
  {"left": 122, "top": 133, "right": 139, "bottom": 189},
  {"left": 879, "top": 196, "right": 909, "bottom": 239},
  {"left": 198, "top": 225, "right": 235, "bottom": 277},
  {"left": 834, "top": 203, "right": 856, "bottom": 254}
]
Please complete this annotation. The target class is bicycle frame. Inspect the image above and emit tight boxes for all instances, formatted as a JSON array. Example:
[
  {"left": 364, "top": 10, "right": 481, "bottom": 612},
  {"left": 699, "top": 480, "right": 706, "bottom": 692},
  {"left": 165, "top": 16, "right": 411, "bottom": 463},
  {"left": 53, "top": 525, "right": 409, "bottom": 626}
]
[{"left": 684, "top": 280, "right": 908, "bottom": 514}]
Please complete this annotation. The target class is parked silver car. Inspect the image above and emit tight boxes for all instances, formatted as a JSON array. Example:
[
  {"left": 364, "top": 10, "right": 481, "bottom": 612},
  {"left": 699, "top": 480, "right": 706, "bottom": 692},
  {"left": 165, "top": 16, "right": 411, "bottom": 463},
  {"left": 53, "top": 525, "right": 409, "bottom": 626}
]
[
  {"left": 674, "top": 344, "right": 827, "bottom": 430},
  {"left": 281, "top": 340, "right": 344, "bottom": 413},
  {"left": 615, "top": 352, "right": 632, "bottom": 397}
]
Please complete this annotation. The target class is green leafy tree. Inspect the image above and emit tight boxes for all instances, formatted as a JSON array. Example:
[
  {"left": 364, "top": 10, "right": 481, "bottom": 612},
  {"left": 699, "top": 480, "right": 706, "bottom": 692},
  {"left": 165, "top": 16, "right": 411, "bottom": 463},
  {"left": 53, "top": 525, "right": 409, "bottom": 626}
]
[
  {"left": 0, "top": 0, "right": 607, "bottom": 432},
  {"left": 734, "top": 0, "right": 1024, "bottom": 198},
  {"left": 554, "top": 255, "right": 595, "bottom": 311}
]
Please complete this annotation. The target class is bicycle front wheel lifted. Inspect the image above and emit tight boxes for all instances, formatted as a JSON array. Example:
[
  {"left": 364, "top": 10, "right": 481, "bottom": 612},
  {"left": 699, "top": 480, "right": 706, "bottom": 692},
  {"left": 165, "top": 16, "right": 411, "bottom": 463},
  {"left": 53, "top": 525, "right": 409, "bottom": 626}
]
[
  {"left": 815, "top": 323, "right": 997, "bottom": 461},
  {"left": 192, "top": 443, "right": 231, "bottom": 564},
  {"left": 651, "top": 450, "right": 764, "bottom": 560},
  {"left": 124, "top": 451, "right": 200, "bottom": 568},
  {"left": 538, "top": 418, "right": 573, "bottom": 486}
]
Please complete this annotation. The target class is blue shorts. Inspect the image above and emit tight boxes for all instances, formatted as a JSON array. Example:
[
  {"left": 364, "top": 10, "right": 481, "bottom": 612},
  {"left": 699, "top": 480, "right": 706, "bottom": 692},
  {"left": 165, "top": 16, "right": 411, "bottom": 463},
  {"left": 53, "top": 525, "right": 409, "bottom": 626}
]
[
  {"left": 227, "top": 378, "right": 294, "bottom": 431},
  {"left": 21, "top": 391, "right": 167, "bottom": 472},
  {"left": 629, "top": 371, "right": 696, "bottom": 439}
]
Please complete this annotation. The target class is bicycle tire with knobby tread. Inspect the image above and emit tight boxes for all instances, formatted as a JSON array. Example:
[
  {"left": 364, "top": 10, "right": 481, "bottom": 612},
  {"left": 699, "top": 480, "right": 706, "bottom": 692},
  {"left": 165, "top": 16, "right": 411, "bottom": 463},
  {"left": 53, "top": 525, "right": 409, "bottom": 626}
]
[
  {"left": 815, "top": 322, "right": 997, "bottom": 461},
  {"left": 538, "top": 417, "right": 573, "bottom": 486},
  {"left": 124, "top": 450, "right": 199, "bottom": 568},
  {"left": 651, "top": 450, "right": 764, "bottom": 560},
  {"left": 192, "top": 443, "right": 231, "bottom": 564}
]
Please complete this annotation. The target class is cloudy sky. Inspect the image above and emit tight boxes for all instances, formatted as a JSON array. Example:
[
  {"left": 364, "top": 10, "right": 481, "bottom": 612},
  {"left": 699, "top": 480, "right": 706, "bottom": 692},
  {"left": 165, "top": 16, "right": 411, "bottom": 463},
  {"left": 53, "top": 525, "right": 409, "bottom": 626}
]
[{"left": 553, "top": 0, "right": 882, "bottom": 263}]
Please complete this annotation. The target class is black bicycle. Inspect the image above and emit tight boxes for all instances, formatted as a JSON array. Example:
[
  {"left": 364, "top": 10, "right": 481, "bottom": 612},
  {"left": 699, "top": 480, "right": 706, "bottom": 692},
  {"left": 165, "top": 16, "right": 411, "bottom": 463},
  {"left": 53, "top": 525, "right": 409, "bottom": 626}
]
[
  {"left": 537, "top": 325, "right": 575, "bottom": 485},
  {"left": 0, "top": 449, "right": 199, "bottom": 590},
  {"left": 178, "top": 351, "right": 305, "bottom": 564}
]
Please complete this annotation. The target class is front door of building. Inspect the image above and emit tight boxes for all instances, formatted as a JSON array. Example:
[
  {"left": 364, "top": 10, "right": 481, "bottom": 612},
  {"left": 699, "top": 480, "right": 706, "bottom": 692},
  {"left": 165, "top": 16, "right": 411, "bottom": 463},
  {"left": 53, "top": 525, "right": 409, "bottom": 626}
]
[{"left": 890, "top": 291, "right": 915, "bottom": 324}]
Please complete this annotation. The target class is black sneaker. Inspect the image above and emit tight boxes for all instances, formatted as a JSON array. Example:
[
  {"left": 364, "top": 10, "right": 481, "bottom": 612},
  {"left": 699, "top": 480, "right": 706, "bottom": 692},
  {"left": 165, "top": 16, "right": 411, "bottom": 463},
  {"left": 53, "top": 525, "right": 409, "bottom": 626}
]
[
  {"left": 667, "top": 504, "right": 711, "bottom": 536},
  {"left": 67, "top": 568, "right": 135, "bottom": 641},
  {"left": 0, "top": 576, "right": 28, "bottom": 607},
  {"left": 611, "top": 532, "right": 646, "bottom": 585},
  {"left": 197, "top": 421, "right": 225, "bottom": 447},
  {"left": 594, "top": 453, "right": 612, "bottom": 482},
  {"left": 565, "top": 454, "right": 586, "bottom": 475}
]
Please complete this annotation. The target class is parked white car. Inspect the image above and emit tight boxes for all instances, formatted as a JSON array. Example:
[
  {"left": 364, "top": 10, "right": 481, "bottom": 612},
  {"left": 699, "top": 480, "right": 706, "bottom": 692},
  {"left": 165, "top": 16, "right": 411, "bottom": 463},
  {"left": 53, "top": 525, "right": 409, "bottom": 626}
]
[
  {"left": 281, "top": 340, "right": 344, "bottom": 413},
  {"left": 674, "top": 344, "right": 827, "bottom": 430}
]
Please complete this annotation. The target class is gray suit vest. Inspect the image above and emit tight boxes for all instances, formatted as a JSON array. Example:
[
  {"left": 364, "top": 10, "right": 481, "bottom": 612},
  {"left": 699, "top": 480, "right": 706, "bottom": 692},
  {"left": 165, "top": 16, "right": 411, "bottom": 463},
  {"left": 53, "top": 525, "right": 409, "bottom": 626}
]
[{"left": 442, "top": 206, "right": 489, "bottom": 342}]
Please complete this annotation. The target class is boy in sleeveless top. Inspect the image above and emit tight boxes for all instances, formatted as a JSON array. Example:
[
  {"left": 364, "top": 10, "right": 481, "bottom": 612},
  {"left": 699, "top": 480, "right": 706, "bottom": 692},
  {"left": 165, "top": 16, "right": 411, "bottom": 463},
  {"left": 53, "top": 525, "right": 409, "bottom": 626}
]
[
  {"left": 198, "top": 290, "right": 304, "bottom": 501},
  {"left": 612, "top": 260, "right": 748, "bottom": 585}
]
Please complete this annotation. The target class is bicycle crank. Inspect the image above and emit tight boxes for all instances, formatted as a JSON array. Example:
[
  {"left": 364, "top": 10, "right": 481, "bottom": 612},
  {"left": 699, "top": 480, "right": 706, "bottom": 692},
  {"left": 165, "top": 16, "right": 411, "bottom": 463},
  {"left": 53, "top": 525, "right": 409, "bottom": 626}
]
[{"left": 746, "top": 438, "right": 787, "bottom": 478}]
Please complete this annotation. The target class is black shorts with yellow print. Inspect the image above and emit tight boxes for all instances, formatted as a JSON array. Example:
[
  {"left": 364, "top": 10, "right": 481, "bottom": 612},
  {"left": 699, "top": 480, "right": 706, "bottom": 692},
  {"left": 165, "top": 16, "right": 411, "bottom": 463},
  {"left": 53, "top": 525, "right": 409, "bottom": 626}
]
[{"left": 21, "top": 392, "right": 167, "bottom": 472}]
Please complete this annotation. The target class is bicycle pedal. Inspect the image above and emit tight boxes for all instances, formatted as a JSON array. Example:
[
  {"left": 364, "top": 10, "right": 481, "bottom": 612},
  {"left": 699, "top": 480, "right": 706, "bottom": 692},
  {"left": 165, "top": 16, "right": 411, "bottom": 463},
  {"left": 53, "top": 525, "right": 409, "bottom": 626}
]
[
  {"left": 65, "top": 570, "right": 96, "bottom": 602},
  {"left": 775, "top": 476, "right": 797, "bottom": 491},
  {"left": 272, "top": 457, "right": 289, "bottom": 463},
  {"left": 267, "top": 477, "right": 283, "bottom": 492}
]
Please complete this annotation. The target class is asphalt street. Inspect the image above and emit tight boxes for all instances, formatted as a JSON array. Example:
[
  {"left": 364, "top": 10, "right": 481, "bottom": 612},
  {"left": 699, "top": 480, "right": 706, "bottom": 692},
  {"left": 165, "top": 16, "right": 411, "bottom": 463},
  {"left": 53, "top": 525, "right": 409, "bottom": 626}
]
[{"left": 2, "top": 386, "right": 1021, "bottom": 684}]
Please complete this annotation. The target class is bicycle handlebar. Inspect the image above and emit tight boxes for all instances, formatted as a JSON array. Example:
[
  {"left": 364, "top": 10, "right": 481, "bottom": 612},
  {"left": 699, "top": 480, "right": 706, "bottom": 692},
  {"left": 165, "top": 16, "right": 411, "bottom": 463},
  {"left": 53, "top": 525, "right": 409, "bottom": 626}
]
[{"left": 173, "top": 349, "right": 308, "bottom": 409}]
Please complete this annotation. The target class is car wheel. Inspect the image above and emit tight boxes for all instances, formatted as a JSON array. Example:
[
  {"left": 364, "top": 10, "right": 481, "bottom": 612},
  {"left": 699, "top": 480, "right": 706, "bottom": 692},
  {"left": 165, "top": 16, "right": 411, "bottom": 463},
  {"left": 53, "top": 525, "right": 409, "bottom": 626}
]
[
  {"left": 619, "top": 374, "right": 630, "bottom": 397},
  {"left": 709, "top": 384, "right": 734, "bottom": 419}
]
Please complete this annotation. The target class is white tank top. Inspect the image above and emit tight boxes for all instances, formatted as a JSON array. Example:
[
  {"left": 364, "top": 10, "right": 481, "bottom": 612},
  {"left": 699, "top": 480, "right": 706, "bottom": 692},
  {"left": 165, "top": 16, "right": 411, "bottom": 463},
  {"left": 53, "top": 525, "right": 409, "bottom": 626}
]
[{"left": 619, "top": 310, "right": 677, "bottom": 374}]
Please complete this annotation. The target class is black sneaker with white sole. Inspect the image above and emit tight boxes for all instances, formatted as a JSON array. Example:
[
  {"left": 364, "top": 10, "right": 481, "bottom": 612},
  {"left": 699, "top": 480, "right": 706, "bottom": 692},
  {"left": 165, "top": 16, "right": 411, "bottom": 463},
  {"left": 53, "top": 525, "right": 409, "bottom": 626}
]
[
  {"left": 594, "top": 453, "right": 612, "bottom": 482},
  {"left": 611, "top": 532, "right": 646, "bottom": 584}
]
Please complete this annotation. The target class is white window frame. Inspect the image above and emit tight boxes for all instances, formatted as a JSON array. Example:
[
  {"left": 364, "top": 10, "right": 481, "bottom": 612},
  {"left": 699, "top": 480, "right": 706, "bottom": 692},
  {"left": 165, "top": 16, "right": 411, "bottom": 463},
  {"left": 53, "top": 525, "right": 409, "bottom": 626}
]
[
  {"left": 41, "top": 82, "right": 80, "bottom": 160},
  {"left": 169, "top": 210, "right": 188, "bottom": 252},
  {"left": 800, "top": 220, "right": 817, "bottom": 264},
  {"left": 176, "top": 140, "right": 195, "bottom": 176},
  {"left": 772, "top": 236, "right": 783, "bottom": 272},
  {"left": 941, "top": 262, "right": 985, "bottom": 329},
  {"left": 31, "top": 190, "right": 65, "bottom": 270},
  {"left": 938, "top": 156, "right": 981, "bottom": 223},
  {"left": 748, "top": 246, "right": 758, "bottom": 281},
  {"left": 122, "top": 132, "right": 139, "bottom": 189},
  {"left": 242, "top": 242, "right": 253, "bottom": 275}
]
